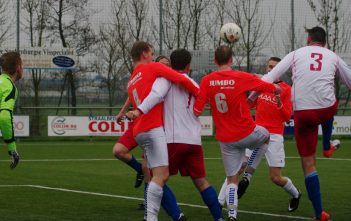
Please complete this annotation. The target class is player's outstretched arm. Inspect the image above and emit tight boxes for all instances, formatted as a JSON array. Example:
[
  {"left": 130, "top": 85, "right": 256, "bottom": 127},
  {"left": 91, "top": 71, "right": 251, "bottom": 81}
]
[
  {"left": 137, "top": 77, "right": 171, "bottom": 114},
  {"left": 151, "top": 63, "right": 199, "bottom": 96}
]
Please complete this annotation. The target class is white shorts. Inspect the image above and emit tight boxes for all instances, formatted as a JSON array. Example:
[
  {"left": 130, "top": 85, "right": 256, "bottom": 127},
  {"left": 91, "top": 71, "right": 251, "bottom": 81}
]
[
  {"left": 135, "top": 127, "right": 168, "bottom": 169},
  {"left": 220, "top": 125, "right": 269, "bottom": 176},
  {"left": 244, "top": 134, "right": 285, "bottom": 168}
]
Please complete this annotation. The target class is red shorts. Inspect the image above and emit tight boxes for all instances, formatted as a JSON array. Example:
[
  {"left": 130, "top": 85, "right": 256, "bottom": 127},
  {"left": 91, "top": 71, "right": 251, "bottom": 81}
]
[
  {"left": 294, "top": 102, "right": 337, "bottom": 157},
  {"left": 117, "top": 122, "right": 138, "bottom": 150},
  {"left": 167, "top": 143, "right": 206, "bottom": 178}
]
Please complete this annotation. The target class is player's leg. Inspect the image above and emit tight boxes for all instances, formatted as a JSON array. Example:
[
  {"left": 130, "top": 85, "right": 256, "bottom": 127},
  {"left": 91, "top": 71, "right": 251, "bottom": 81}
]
[
  {"left": 294, "top": 103, "right": 336, "bottom": 221},
  {"left": 112, "top": 127, "right": 143, "bottom": 188},
  {"left": 266, "top": 134, "right": 301, "bottom": 211},
  {"left": 218, "top": 152, "right": 248, "bottom": 207},
  {"left": 136, "top": 127, "right": 170, "bottom": 221},
  {"left": 220, "top": 142, "right": 246, "bottom": 220},
  {"left": 321, "top": 117, "right": 340, "bottom": 158},
  {"left": 0, "top": 110, "right": 19, "bottom": 169},
  {"left": 161, "top": 144, "right": 186, "bottom": 221},
  {"left": 238, "top": 126, "right": 270, "bottom": 199},
  {"left": 181, "top": 144, "right": 223, "bottom": 221}
]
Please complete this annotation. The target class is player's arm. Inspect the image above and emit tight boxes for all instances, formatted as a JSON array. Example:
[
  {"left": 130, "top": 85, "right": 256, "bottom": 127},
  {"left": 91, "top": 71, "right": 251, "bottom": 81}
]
[
  {"left": 193, "top": 77, "right": 209, "bottom": 117},
  {"left": 336, "top": 56, "right": 351, "bottom": 89},
  {"left": 276, "top": 86, "right": 292, "bottom": 121},
  {"left": 151, "top": 63, "right": 199, "bottom": 96},
  {"left": 243, "top": 73, "right": 281, "bottom": 94},
  {"left": 248, "top": 52, "right": 294, "bottom": 102},
  {"left": 0, "top": 80, "right": 19, "bottom": 169},
  {"left": 116, "top": 98, "right": 131, "bottom": 125},
  {"left": 137, "top": 77, "right": 171, "bottom": 114}
]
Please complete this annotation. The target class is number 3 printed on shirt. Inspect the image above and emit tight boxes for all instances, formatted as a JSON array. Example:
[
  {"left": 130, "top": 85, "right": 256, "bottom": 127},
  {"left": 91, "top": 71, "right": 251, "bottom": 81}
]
[
  {"left": 310, "top": 53, "right": 323, "bottom": 71},
  {"left": 215, "top": 93, "right": 228, "bottom": 113}
]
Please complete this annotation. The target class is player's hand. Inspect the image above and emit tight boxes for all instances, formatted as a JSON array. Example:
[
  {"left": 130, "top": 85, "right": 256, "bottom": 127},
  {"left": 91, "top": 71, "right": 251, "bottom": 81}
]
[
  {"left": 8, "top": 150, "right": 19, "bottom": 169},
  {"left": 116, "top": 112, "right": 125, "bottom": 125},
  {"left": 274, "top": 84, "right": 282, "bottom": 95},
  {"left": 275, "top": 94, "right": 282, "bottom": 109},
  {"left": 125, "top": 109, "right": 141, "bottom": 120}
]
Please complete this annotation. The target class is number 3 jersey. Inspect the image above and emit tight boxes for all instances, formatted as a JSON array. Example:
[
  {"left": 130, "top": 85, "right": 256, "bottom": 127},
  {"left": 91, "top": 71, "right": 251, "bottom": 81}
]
[
  {"left": 260, "top": 45, "right": 351, "bottom": 111},
  {"left": 194, "top": 70, "right": 276, "bottom": 142}
]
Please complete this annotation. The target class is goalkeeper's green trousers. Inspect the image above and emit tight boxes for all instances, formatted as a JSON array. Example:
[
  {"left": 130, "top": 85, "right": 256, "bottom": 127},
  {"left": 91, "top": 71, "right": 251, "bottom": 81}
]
[{"left": 0, "top": 110, "right": 16, "bottom": 151}]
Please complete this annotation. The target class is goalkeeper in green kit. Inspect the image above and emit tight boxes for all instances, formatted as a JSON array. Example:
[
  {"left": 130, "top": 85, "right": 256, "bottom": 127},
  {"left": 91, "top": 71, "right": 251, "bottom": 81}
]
[{"left": 0, "top": 52, "right": 23, "bottom": 169}]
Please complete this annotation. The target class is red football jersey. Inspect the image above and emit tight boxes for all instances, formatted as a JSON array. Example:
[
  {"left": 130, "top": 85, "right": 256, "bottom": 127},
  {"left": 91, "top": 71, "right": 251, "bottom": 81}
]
[
  {"left": 253, "top": 81, "right": 292, "bottom": 135},
  {"left": 194, "top": 70, "right": 276, "bottom": 142},
  {"left": 128, "top": 62, "right": 199, "bottom": 136}
]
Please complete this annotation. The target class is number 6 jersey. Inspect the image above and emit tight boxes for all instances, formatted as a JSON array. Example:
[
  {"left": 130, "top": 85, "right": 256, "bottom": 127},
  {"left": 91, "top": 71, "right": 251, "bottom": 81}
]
[{"left": 193, "top": 70, "right": 276, "bottom": 142}]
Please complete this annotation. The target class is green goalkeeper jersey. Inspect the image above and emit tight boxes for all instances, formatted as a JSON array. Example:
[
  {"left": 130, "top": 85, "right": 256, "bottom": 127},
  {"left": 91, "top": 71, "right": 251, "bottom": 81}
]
[
  {"left": 0, "top": 73, "right": 18, "bottom": 111},
  {"left": 0, "top": 72, "right": 18, "bottom": 151}
]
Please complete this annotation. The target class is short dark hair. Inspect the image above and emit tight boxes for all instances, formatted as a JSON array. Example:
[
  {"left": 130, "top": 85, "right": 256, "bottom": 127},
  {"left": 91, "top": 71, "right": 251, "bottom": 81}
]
[
  {"left": 170, "top": 49, "right": 191, "bottom": 70},
  {"left": 215, "top": 45, "right": 232, "bottom": 65},
  {"left": 268, "top": 57, "right": 281, "bottom": 62},
  {"left": 130, "top": 41, "right": 153, "bottom": 62},
  {"left": 155, "top": 55, "right": 169, "bottom": 63},
  {"left": 0, "top": 51, "right": 22, "bottom": 75},
  {"left": 306, "top": 26, "right": 326, "bottom": 45}
]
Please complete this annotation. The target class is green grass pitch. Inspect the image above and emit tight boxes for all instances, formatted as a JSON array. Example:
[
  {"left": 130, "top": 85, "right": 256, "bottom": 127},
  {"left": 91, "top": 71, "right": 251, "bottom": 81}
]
[{"left": 0, "top": 139, "right": 350, "bottom": 221}]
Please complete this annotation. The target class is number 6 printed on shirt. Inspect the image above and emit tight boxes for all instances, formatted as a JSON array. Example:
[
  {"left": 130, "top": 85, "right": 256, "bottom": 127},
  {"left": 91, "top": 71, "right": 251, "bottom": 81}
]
[{"left": 215, "top": 93, "right": 228, "bottom": 113}]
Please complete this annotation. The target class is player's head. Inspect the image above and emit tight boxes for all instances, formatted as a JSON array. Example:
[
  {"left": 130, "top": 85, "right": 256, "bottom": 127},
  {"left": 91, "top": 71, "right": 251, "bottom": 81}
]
[
  {"left": 130, "top": 41, "right": 154, "bottom": 64},
  {"left": 215, "top": 45, "right": 233, "bottom": 66},
  {"left": 170, "top": 49, "right": 192, "bottom": 72},
  {"left": 306, "top": 26, "right": 326, "bottom": 46},
  {"left": 267, "top": 57, "right": 281, "bottom": 72},
  {"left": 0, "top": 51, "right": 23, "bottom": 80},
  {"left": 155, "top": 55, "right": 170, "bottom": 67}
]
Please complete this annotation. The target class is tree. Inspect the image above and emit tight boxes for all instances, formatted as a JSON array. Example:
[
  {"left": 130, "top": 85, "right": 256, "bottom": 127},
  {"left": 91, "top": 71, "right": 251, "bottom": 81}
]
[
  {"left": 0, "top": 0, "right": 11, "bottom": 47},
  {"left": 227, "top": 0, "right": 272, "bottom": 72},
  {"left": 46, "top": 0, "right": 97, "bottom": 115},
  {"left": 93, "top": 25, "right": 127, "bottom": 114},
  {"left": 22, "top": 0, "right": 49, "bottom": 135}
]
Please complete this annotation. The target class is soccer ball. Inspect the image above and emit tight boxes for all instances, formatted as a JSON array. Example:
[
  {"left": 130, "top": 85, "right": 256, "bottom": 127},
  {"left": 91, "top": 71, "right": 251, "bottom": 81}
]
[{"left": 220, "top": 23, "right": 241, "bottom": 44}]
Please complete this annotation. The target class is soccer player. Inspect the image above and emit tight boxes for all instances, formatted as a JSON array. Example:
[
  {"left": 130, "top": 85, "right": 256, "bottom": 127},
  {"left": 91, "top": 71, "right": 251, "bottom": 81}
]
[
  {"left": 113, "top": 55, "right": 172, "bottom": 188},
  {"left": 128, "top": 48, "right": 224, "bottom": 221},
  {"left": 0, "top": 51, "right": 23, "bottom": 169},
  {"left": 249, "top": 26, "right": 351, "bottom": 221},
  {"left": 126, "top": 41, "right": 199, "bottom": 221},
  {"left": 114, "top": 56, "right": 186, "bottom": 221},
  {"left": 193, "top": 45, "right": 281, "bottom": 221},
  {"left": 218, "top": 57, "right": 301, "bottom": 212}
]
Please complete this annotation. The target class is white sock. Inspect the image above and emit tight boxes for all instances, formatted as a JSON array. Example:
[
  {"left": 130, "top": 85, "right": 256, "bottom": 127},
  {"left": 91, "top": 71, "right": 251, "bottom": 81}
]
[
  {"left": 218, "top": 178, "right": 227, "bottom": 206},
  {"left": 226, "top": 183, "right": 238, "bottom": 218},
  {"left": 146, "top": 181, "right": 163, "bottom": 221},
  {"left": 244, "top": 144, "right": 268, "bottom": 182},
  {"left": 283, "top": 178, "right": 299, "bottom": 198}
]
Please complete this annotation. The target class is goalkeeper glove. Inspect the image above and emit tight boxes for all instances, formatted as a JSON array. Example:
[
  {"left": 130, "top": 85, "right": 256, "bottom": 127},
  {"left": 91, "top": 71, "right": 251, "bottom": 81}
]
[{"left": 8, "top": 150, "right": 19, "bottom": 169}]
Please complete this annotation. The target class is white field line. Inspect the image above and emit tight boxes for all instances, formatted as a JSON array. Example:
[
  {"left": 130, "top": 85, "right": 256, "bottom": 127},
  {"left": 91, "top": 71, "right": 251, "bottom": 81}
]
[
  {"left": 0, "top": 184, "right": 311, "bottom": 220},
  {"left": 0, "top": 156, "right": 350, "bottom": 162}
]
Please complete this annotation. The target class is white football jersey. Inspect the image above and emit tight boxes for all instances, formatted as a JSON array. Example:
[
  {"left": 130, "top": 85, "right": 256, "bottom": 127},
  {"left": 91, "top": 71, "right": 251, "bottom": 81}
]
[
  {"left": 256, "top": 45, "right": 351, "bottom": 110},
  {"left": 138, "top": 74, "right": 201, "bottom": 145}
]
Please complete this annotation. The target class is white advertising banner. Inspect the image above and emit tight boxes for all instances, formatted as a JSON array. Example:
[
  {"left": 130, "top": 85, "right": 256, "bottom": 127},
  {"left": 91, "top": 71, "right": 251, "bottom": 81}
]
[
  {"left": 318, "top": 116, "right": 351, "bottom": 135},
  {"left": 0, "top": 47, "right": 77, "bottom": 70},
  {"left": 48, "top": 116, "right": 213, "bottom": 136},
  {"left": 0, "top": 116, "right": 29, "bottom": 137}
]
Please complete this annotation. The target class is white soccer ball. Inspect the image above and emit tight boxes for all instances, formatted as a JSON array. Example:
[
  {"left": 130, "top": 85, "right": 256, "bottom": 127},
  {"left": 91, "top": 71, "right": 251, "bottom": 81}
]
[{"left": 220, "top": 23, "right": 241, "bottom": 44}]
